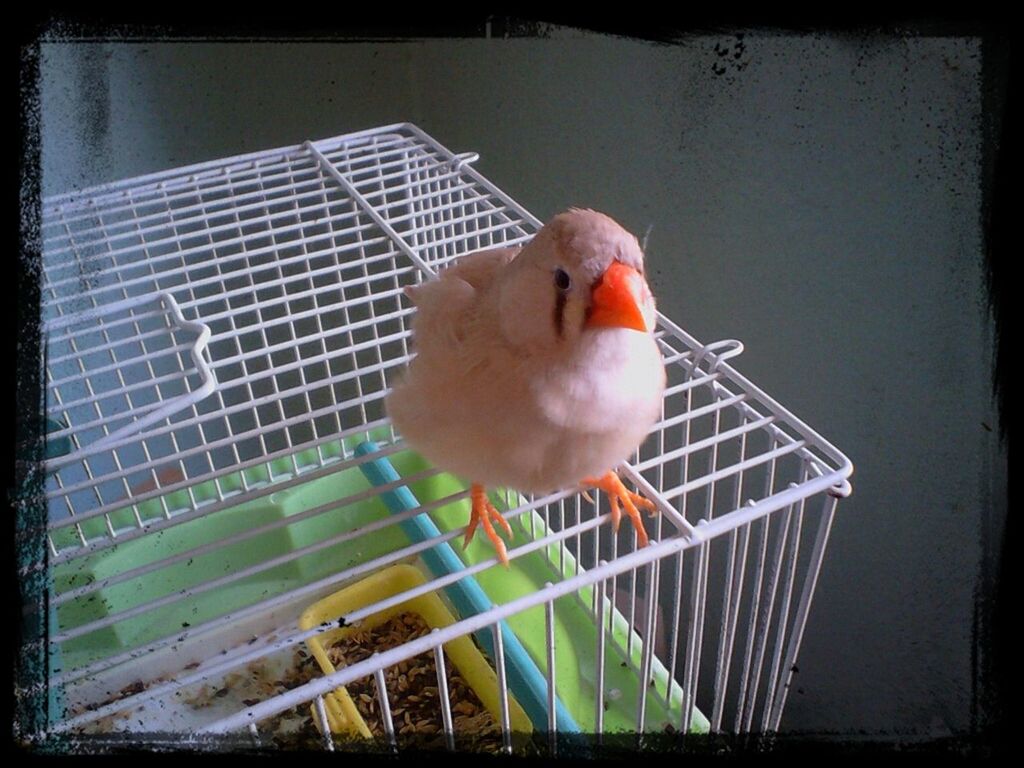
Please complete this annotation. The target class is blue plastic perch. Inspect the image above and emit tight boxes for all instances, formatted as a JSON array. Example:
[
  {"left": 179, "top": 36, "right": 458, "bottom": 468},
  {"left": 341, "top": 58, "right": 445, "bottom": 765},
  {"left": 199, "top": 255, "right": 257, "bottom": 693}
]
[{"left": 354, "top": 441, "right": 580, "bottom": 734}]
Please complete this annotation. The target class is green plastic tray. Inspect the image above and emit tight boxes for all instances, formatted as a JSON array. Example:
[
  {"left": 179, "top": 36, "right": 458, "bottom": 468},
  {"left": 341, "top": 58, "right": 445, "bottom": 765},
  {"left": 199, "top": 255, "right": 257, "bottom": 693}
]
[
  {"left": 384, "top": 446, "right": 708, "bottom": 735},
  {"left": 52, "top": 435, "right": 707, "bottom": 734}
]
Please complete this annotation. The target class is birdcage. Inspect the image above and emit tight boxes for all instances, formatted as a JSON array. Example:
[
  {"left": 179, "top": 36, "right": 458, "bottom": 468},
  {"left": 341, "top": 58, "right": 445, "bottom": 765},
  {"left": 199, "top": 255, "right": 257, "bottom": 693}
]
[{"left": 26, "top": 123, "right": 852, "bottom": 753}]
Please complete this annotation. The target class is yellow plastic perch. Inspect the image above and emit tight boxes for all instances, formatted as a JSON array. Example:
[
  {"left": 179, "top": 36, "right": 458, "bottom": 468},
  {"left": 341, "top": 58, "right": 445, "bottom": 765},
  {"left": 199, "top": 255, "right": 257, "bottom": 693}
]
[{"left": 299, "top": 563, "right": 531, "bottom": 738}]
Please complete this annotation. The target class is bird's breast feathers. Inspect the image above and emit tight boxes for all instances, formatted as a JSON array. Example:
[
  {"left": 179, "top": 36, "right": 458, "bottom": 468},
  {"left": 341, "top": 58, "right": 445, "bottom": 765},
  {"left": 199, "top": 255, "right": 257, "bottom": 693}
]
[
  {"left": 386, "top": 212, "right": 666, "bottom": 493},
  {"left": 388, "top": 325, "right": 665, "bottom": 493},
  {"left": 532, "top": 330, "right": 665, "bottom": 435}
]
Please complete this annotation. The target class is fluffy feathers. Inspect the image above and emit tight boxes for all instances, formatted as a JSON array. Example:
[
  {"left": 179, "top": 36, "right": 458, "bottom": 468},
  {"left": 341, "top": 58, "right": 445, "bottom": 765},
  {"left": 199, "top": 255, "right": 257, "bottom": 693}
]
[{"left": 387, "top": 209, "right": 666, "bottom": 496}]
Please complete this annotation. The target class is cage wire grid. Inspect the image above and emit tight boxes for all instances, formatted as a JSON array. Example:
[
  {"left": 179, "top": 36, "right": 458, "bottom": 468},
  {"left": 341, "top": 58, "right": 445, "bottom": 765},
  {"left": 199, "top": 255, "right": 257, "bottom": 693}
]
[{"left": 28, "top": 123, "right": 852, "bottom": 749}]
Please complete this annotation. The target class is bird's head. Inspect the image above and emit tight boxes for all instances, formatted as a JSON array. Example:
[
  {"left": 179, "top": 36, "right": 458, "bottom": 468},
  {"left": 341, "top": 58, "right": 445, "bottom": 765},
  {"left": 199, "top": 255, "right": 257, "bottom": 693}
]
[{"left": 497, "top": 208, "right": 657, "bottom": 351}]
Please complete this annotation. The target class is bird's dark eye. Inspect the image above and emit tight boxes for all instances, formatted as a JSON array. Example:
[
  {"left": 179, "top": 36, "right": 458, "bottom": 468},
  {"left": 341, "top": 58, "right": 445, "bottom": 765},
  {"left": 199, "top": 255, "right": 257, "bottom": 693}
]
[{"left": 553, "top": 268, "right": 572, "bottom": 292}]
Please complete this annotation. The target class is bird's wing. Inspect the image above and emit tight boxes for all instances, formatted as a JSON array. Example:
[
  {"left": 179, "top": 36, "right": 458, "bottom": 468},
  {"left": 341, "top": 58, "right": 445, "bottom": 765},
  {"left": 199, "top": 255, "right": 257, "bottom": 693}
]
[
  {"left": 388, "top": 246, "right": 519, "bottom": 451},
  {"left": 403, "top": 247, "right": 519, "bottom": 357}
]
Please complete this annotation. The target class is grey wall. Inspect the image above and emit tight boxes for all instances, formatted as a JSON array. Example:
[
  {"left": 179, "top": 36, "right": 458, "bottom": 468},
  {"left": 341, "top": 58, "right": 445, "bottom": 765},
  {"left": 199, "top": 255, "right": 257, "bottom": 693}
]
[{"left": 38, "top": 31, "right": 1005, "bottom": 739}]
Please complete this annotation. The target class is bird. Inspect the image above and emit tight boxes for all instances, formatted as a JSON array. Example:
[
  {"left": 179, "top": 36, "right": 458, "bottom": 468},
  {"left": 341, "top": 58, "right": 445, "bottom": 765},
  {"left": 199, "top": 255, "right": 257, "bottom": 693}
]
[{"left": 385, "top": 208, "right": 667, "bottom": 566}]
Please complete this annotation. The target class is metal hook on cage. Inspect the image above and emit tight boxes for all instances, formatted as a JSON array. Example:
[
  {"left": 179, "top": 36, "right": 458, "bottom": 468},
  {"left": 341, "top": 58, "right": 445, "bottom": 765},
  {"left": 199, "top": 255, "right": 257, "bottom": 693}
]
[
  {"left": 690, "top": 338, "right": 744, "bottom": 375},
  {"left": 43, "top": 291, "right": 218, "bottom": 466},
  {"left": 449, "top": 152, "right": 480, "bottom": 172},
  {"left": 828, "top": 479, "right": 853, "bottom": 498}
]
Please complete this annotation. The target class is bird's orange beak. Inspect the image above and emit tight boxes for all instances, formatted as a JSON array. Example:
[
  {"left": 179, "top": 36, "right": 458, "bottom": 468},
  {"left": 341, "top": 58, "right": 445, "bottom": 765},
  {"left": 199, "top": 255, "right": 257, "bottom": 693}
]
[{"left": 586, "top": 262, "right": 649, "bottom": 332}]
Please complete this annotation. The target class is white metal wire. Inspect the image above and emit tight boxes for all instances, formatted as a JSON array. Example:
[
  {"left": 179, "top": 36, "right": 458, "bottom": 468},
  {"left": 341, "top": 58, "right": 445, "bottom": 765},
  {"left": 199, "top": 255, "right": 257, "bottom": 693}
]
[
  {"left": 30, "top": 123, "right": 853, "bottom": 751},
  {"left": 43, "top": 291, "right": 217, "bottom": 461}
]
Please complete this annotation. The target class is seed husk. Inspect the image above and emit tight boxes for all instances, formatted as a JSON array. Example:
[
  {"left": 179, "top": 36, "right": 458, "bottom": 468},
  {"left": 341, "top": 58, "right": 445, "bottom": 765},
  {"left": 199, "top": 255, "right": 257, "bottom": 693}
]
[{"left": 325, "top": 611, "right": 506, "bottom": 751}]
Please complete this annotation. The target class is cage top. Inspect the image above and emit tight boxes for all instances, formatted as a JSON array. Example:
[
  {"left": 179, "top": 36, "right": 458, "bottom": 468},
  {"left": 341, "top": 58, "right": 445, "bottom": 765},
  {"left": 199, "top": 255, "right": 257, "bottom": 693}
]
[{"left": 36, "top": 122, "right": 852, "bottom": 565}]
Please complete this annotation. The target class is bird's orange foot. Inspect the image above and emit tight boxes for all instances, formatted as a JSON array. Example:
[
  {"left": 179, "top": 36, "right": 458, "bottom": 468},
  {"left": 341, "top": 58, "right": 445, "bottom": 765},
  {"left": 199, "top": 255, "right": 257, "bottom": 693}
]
[
  {"left": 464, "top": 483, "right": 514, "bottom": 566},
  {"left": 582, "top": 471, "right": 657, "bottom": 548}
]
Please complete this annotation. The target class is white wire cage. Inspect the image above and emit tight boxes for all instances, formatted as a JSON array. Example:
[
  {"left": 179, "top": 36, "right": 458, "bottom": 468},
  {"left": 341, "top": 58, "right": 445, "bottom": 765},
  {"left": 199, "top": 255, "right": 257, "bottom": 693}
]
[{"left": 26, "top": 123, "right": 852, "bottom": 752}]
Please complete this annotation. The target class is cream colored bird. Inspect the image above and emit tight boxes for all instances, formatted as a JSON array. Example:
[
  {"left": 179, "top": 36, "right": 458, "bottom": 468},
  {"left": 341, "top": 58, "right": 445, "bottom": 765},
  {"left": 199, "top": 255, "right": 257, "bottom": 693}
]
[{"left": 386, "top": 208, "right": 667, "bottom": 565}]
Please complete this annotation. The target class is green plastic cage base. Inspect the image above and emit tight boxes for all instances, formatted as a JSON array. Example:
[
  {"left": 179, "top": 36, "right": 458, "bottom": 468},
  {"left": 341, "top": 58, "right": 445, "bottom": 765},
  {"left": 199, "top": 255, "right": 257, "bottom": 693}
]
[
  {"left": 384, "top": 445, "right": 709, "bottom": 735},
  {"left": 51, "top": 432, "right": 708, "bottom": 734}
]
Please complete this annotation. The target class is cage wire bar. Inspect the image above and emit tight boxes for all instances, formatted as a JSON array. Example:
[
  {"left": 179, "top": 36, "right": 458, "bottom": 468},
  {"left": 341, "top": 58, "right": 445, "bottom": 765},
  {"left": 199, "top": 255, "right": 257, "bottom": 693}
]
[{"left": 28, "top": 123, "right": 852, "bottom": 750}]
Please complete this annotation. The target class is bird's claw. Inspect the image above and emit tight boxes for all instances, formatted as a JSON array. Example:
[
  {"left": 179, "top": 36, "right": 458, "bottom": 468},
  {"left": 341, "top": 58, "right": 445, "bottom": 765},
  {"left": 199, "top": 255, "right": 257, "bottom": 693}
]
[
  {"left": 582, "top": 471, "right": 656, "bottom": 548},
  {"left": 465, "top": 484, "right": 513, "bottom": 567}
]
